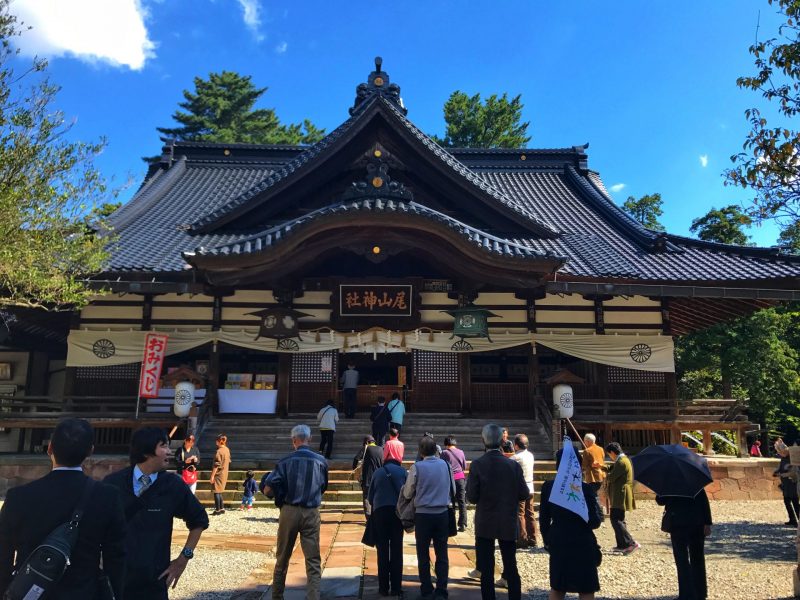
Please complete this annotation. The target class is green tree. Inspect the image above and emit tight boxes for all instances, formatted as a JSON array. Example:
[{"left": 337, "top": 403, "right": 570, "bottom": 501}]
[
  {"left": 156, "top": 71, "right": 325, "bottom": 146},
  {"left": 432, "top": 91, "right": 531, "bottom": 148},
  {"left": 726, "top": 0, "right": 800, "bottom": 221},
  {"left": 622, "top": 193, "right": 665, "bottom": 231},
  {"left": 0, "top": 1, "right": 111, "bottom": 309},
  {"left": 689, "top": 205, "right": 752, "bottom": 244},
  {"left": 777, "top": 219, "right": 800, "bottom": 254}
]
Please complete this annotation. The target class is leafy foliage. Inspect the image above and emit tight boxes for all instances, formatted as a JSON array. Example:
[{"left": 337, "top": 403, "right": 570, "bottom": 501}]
[
  {"left": 432, "top": 91, "right": 531, "bottom": 148},
  {"left": 156, "top": 71, "right": 325, "bottom": 146},
  {"left": 778, "top": 218, "right": 800, "bottom": 253},
  {"left": 726, "top": 0, "right": 800, "bottom": 221},
  {"left": 0, "top": 2, "right": 112, "bottom": 309},
  {"left": 689, "top": 205, "right": 752, "bottom": 245},
  {"left": 677, "top": 308, "right": 800, "bottom": 429},
  {"left": 621, "top": 193, "right": 665, "bottom": 231}
]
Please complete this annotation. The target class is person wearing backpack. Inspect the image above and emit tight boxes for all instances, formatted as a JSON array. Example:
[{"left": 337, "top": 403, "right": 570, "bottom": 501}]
[
  {"left": 0, "top": 417, "right": 127, "bottom": 599},
  {"left": 104, "top": 427, "right": 209, "bottom": 599}
]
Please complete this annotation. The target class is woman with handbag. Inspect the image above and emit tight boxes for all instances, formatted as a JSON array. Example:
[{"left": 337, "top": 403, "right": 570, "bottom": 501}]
[
  {"left": 367, "top": 441, "right": 408, "bottom": 597},
  {"left": 539, "top": 449, "right": 604, "bottom": 600}
]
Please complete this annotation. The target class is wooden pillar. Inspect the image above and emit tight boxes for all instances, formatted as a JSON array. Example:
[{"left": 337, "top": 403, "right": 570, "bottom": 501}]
[
  {"left": 528, "top": 345, "right": 540, "bottom": 420},
  {"left": 593, "top": 297, "right": 605, "bottom": 334},
  {"left": 702, "top": 429, "right": 715, "bottom": 456},
  {"left": 661, "top": 298, "right": 679, "bottom": 411},
  {"left": 458, "top": 353, "right": 471, "bottom": 415},
  {"left": 603, "top": 422, "right": 613, "bottom": 446},
  {"left": 736, "top": 425, "right": 748, "bottom": 458},
  {"left": 141, "top": 295, "right": 153, "bottom": 331},
  {"left": 669, "top": 425, "right": 682, "bottom": 445},
  {"left": 277, "top": 354, "right": 291, "bottom": 417}
]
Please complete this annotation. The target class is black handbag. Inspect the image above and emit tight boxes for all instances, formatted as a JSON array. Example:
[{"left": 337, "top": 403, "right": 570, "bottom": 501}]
[
  {"left": 447, "top": 506, "right": 458, "bottom": 537},
  {"left": 4, "top": 478, "right": 99, "bottom": 600},
  {"left": 660, "top": 509, "right": 673, "bottom": 533},
  {"left": 361, "top": 514, "right": 377, "bottom": 547}
]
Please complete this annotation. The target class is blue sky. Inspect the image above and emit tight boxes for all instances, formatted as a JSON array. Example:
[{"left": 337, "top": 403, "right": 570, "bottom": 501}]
[{"left": 10, "top": 0, "right": 790, "bottom": 246}]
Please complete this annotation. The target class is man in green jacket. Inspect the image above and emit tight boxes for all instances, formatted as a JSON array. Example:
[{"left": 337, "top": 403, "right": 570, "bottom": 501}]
[{"left": 604, "top": 442, "right": 640, "bottom": 554}]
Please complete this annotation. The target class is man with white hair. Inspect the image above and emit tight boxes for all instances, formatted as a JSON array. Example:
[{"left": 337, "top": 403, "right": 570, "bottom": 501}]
[
  {"left": 581, "top": 433, "right": 606, "bottom": 514},
  {"left": 261, "top": 424, "right": 329, "bottom": 600}
]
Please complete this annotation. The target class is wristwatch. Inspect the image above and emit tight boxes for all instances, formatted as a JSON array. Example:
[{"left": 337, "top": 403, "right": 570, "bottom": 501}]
[{"left": 181, "top": 547, "right": 194, "bottom": 560}]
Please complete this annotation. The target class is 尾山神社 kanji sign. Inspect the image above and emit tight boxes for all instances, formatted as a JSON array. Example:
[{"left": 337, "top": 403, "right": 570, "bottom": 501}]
[
  {"left": 339, "top": 284, "right": 413, "bottom": 316},
  {"left": 138, "top": 333, "right": 169, "bottom": 398}
]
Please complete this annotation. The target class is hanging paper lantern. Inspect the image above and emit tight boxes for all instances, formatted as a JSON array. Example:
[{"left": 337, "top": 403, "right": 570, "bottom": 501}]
[
  {"left": 552, "top": 383, "right": 574, "bottom": 419},
  {"left": 247, "top": 307, "right": 312, "bottom": 340},
  {"left": 174, "top": 381, "right": 195, "bottom": 418},
  {"left": 442, "top": 305, "right": 498, "bottom": 342}
]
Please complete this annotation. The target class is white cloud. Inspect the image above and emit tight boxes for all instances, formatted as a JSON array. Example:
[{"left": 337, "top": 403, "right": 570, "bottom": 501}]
[
  {"left": 11, "top": 0, "right": 155, "bottom": 70},
  {"left": 237, "top": 0, "right": 264, "bottom": 41},
  {"left": 699, "top": 154, "right": 709, "bottom": 168},
  {"left": 275, "top": 41, "right": 288, "bottom": 54},
  {"left": 609, "top": 183, "right": 626, "bottom": 193}
]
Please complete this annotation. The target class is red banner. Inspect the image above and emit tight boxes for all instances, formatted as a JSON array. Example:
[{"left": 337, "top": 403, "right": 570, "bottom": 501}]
[{"left": 138, "top": 333, "right": 168, "bottom": 398}]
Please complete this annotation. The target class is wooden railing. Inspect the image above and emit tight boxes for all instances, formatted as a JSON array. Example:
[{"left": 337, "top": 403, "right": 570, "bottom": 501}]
[{"left": 0, "top": 395, "right": 177, "bottom": 422}]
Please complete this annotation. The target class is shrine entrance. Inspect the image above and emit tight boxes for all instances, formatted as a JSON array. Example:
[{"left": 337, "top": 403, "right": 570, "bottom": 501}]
[{"left": 339, "top": 351, "right": 411, "bottom": 413}]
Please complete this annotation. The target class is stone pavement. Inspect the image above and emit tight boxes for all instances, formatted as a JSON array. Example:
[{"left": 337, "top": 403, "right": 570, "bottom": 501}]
[{"left": 185, "top": 508, "right": 487, "bottom": 600}]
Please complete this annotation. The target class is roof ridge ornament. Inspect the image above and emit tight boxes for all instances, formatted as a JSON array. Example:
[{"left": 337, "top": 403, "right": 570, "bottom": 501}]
[
  {"left": 342, "top": 145, "right": 413, "bottom": 201},
  {"left": 350, "top": 56, "right": 407, "bottom": 116}
]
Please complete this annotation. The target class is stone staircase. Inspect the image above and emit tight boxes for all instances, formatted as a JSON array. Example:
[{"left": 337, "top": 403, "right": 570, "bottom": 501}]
[
  {"left": 193, "top": 413, "right": 554, "bottom": 509},
  {"left": 192, "top": 460, "right": 557, "bottom": 510},
  {"left": 197, "top": 413, "right": 551, "bottom": 464}
]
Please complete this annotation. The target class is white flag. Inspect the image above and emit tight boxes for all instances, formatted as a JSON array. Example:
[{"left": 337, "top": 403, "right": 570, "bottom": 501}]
[{"left": 548, "top": 436, "right": 589, "bottom": 522}]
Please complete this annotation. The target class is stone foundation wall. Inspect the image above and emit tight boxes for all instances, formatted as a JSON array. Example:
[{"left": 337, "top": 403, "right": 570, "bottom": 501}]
[
  {"left": 0, "top": 455, "right": 128, "bottom": 497},
  {"left": 635, "top": 458, "right": 782, "bottom": 500}
]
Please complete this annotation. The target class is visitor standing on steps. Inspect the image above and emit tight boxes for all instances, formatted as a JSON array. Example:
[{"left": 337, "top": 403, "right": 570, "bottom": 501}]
[
  {"left": 441, "top": 435, "right": 468, "bottom": 532},
  {"left": 353, "top": 435, "right": 384, "bottom": 516},
  {"left": 261, "top": 424, "right": 328, "bottom": 600},
  {"left": 387, "top": 391, "right": 406, "bottom": 435},
  {"left": 511, "top": 433, "right": 537, "bottom": 548},
  {"left": 209, "top": 434, "right": 231, "bottom": 515},
  {"left": 604, "top": 442, "right": 639, "bottom": 554},
  {"left": 316, "top": 398, "right": 339, "bottom": 459},
  {"left": 341, "top": 363, "right": 359, "bottom": 418},
  {"left": 370, "top": 395, "right": 391, "bottom": 446}
]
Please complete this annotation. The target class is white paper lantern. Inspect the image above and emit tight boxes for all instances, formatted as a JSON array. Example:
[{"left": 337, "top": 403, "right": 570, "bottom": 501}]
[
  {"left": 552, "top": 383, "right": 574, "bottom": 419},
  {"left": 174, "top": 381, "right": 195, "bottom": 418}
]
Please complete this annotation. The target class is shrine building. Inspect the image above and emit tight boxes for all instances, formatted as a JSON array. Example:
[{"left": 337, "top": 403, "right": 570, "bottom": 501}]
[{"left": 2, "top": 58, "right": 800, "bottom": 456}]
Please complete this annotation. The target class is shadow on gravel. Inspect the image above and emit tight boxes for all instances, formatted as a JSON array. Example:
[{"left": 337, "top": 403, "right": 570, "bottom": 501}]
[
  {"left": 704, "top": 521, "right": 795, "bottom": 561},
  {"left": 243, "top": 515, "right": 278, "bottom": 524}
]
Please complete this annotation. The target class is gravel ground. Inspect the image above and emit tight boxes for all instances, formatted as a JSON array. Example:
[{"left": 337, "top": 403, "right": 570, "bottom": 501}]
[
  {"left": 168, "top": 544, "right": 267, "bottom": 600},
  {"left": 174, "top": 506, "right": 282, "bottom": 537},
  {"left": 484, "top": 500, "right": 796, "bottom": 600},
  {"left": 170, "top": 507, "right": 281, "bottom": 599}
]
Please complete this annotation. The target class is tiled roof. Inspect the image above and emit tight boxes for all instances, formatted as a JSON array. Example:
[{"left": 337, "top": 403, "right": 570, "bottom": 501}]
[
  {"left": 186, "top": 199, "right": 567, "bottom": 263},
  {"left": 105, "top": 110, "right": 800, "bottom": 284},
  {"left": 188, "top": 96, "right": 559, "bottom": 238}
]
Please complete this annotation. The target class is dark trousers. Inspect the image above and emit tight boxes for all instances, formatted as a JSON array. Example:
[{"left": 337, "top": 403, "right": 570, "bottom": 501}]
[
  {"left": 319, "top": 429, "right": 334, "bottom": 458},
  {"left": 372, "top": 426, "right": 388, "bottom": 446},
  {"left": 373, "top": 506, "right": 404, "bottom": 593},
  {"left": 670, "top": 528, "right": 707, "bottom": 600},
  {"left": 454, "top": 478, "right": 467, "bottom": 529},
  {"left": 414, "top": 511, "right": 449, "bottom": 597},
  {"left": 610, "top": 508, "right": 634, "bottom": 548},
  {"left": 587, "top": 481, "right": 603, "bottom": 514},
  {"left": 517, "top": 493, "right": 537, "bottom": 545},
  {"left": 361, "top": 486, "right": 371, "bottom": 516},
  {"left": 390, "top": 422, "right": 403, "bottom": 435},
  {"left": 125, "top": 580, "right": 168, "bottom": 600},
  {"left": 343, "top": 388, "right": 357, "bottom": 417},
  {"left": 214, "top": 492, "right": 224, "bottom": 511},
  {"left": 784, "top": 495, "right": 800, "bottom": 523},
  {"left": 475, "top": 537, "right": 520, "bottom": 600}
]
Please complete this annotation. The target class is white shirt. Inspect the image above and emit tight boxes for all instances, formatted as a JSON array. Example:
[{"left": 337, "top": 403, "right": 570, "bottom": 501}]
[
  {"left": 52, "top": 466, "right": 84, "bottom": 472},
  {"left": 513, "top": 449, "right": 535, "bottom": 493},
  {"left": 133, "top": 465, "right": 159, "bottom": 496}
]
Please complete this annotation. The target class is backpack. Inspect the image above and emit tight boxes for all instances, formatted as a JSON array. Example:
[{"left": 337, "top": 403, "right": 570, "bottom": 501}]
[{"left": 4, "top": 478, "right": 96, "bottom": 600}]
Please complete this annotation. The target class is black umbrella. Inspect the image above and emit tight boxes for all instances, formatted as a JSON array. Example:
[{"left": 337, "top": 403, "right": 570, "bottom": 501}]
[{"left": 630, "top": 444, "right": 713, "bottom": 498}]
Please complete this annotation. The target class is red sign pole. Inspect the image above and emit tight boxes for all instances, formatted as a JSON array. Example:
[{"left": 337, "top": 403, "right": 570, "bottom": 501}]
[{"left": 136, "top": 333, "right": 169, "bottom": 418}]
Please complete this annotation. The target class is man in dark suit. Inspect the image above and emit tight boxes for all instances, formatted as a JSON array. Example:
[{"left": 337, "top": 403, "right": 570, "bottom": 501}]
[
  {"left": 0, "top": 418, "right": 126, "bottom": 599},
  {"left": 467, "top": 423, "right": 530, "bottom": 600},
  {"left": 104, "top": 427, "right": 209, "bottom": 600},
  {"left": 352, "top": 435, "right": 384, "bottom": 516}
]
